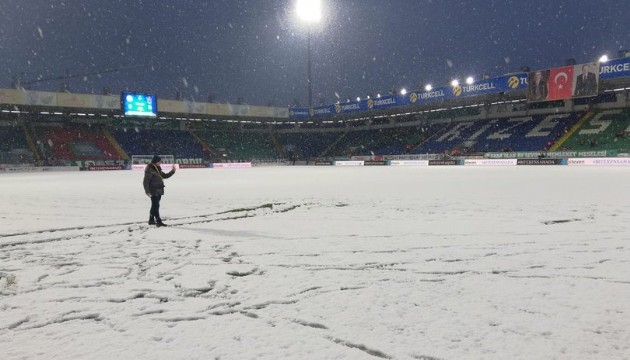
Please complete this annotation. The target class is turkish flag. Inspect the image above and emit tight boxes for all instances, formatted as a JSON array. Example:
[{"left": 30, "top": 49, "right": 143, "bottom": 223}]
[{"left": 547, "top": 66, "right": 574, "bottom": 101}]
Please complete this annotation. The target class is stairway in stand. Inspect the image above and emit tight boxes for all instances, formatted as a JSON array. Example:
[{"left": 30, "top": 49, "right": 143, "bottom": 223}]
[
  {"left": 22, "top": 124, "right": 42, "bottom": 163},
  {"left": 549, "top": 111, "right": 593, "bottom": 151},
  {"left": 103, "top": 128, "right": 129, "bottom": 161}
]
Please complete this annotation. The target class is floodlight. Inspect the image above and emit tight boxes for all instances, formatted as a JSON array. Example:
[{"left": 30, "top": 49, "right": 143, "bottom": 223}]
[{"left": 296, "top": 0, "right": 322, "bottom": 23}]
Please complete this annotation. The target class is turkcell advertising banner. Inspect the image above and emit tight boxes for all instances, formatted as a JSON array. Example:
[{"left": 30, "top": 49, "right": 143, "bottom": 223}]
[
  {"left": 288, "top": 73, "right": 528, "bottom": 119},
  {"left": 599, "top": 57, "right": 630, "bottom": 80},
  {"left": 528, "top": 63, "right": 599, "bottom": 102},
  {"left": 288, "top": 107, "right": 311, "bottom": 119},
  {"left": 406, "top": 74, "right": 528, "bottom": 107}
]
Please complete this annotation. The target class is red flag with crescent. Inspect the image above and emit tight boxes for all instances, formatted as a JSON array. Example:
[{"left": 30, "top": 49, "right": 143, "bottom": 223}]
[{"left": 547, "top": 66, "right": 574, "bottom": 100}]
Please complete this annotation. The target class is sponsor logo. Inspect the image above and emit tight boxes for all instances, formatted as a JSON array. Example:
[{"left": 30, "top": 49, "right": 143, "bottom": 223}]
[
  {"left": 309, "top": 108, "right": 314, "bottom": 117},
  {"left": 212, "top": 162, "right": 252, "bottom": 169},
  {"left": 374, "top": 97, "right": 397, "bottom": 107},
  {"left": 593, "top": 158, "right": 630, "bottom": 165},
  {"left": 335, "top": 104, "right": 342, "bottom": 113},
  {"left": 389, "top": 160, "right": 429, "bottom": 166},
  {"left": 465, "top": 159, "right": 518, "bottom": 166},
  {"left": 334, "top": 161, "right": 364, "bottom": 166},
  {"left": 88, "top": 165, "right": 125, "bottom": 171},
  {"left": 367, "top": 99, "right": 374, "bottom": 109},
  {"left": 289, "top": 109, "right": 310, "bottom": 117},
  {"left": 419, "top": 90, "right": 445, "bottom": 99},
  {"left": 363, "top": 160, "right": 387, "bottom": 166},
  {"left": 568, "top": 158, "right": 630, "bottom": 166},
  {"left": 462, "top": 83, "right": 497, "bottom": 93},
  {"left": 178, "top": 164, "right": 208, "bottom": 169},
  {"left": 429, "top": 160, "right": 460, "bottom": 166},
  {"left": 452, "top": 85, "right": 462, "bottom": 97},
  {"left": 409, "top": 92, "right": 418, "bottom": 103},
  {"left": 340, "top": 103, "right": 361, "bottom": 111},
  {"left": 516, "top": 159, "right": 563, "bottom": 166},
  {"left": 314, "top": 161, "right": 333, "bottom": 166},
  {"left": 313, "top": 107, "right": 332, "bottom": 115},
  {"left": 600, "top": 62, "right": 630, "bottom": 75},
  {"left": 508, "top": 76, "right": 520, "bottom": 89},
  {"left": 568, "top": 159, "right": 586, "bottom": 165}
]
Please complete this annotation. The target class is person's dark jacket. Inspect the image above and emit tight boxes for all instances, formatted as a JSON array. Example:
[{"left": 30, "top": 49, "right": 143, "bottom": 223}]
[
  {"left": 143, "top": 164, "right": 175, "bottom": 196},
  {"left": 574, "top": 72, "right": 598, "bottom": 97}
]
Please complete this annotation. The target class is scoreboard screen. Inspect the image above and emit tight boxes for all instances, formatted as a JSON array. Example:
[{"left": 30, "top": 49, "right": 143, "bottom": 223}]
[{"left": 121, "top": 92, "right": 157, "bottom": 117}]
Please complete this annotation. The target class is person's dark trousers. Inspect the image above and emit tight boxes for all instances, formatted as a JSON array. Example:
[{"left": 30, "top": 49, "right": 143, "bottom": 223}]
[{"left": 150, "top": 195, "right": 162, "bottom": 222}]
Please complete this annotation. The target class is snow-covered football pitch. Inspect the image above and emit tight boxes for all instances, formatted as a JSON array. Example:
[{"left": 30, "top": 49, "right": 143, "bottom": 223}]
[{"left": 1, "top": 166, "right": 629, "bottom": 359}]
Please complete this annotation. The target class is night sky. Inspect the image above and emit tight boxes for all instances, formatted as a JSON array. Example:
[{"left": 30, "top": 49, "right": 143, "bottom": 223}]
[{"left": 1, "top": 0, "right": 628, "bottom": 107}]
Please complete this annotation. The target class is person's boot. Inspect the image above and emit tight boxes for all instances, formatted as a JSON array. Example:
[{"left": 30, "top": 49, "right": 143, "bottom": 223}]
[
  {"left": 149, "top": 218, "right": 156, "bottom": 225},
  {"left": 156, "top": 220, "right": 168, "bottom": 227}
]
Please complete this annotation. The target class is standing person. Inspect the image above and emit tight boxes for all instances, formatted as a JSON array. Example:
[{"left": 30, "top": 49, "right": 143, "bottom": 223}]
[
  {"left": 574, "top": 64, "right": 598, "bottom": 97},
  {"left": 528, "top": 71, "right": 548, "bottom": 101},
  {"left": 143, "top": 155, "right": 176, "bottom": 227}
]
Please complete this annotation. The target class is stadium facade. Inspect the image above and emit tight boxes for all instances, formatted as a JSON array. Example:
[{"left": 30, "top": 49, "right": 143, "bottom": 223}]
[{"left": 1, "top": 55, "right": 630, "bottom": 170}]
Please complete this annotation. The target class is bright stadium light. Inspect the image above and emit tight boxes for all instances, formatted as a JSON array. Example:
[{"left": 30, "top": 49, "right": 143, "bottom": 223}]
[
  {"left": 377, "top": 93, "right": 381, "bottom": 98},
  {"left": 356, "top": 97, "right": 361, "bottom": 101},
  {"left": 296, "top": 0, "right": 324, "bottom": 110},
  {"left": 296, "top": 0, "right": 322, "bottom": 23},
  {"left": 599, "top": 54, "right": 609, "bottom": 63},
  {"left": 466, "top": 76, "right": 475, "bottom": 85},
  {"left": 400, "top": 88, "right": 407, "bottom": 95},
  {"left": 451, "top": 79, "right": 460, "bottom": 87},
  {"left": 425, "top": 84, "right": 433, "bottom": 91}
]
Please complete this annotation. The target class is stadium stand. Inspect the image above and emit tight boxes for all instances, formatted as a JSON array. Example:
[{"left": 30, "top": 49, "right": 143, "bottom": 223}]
[
  {"left": 277, "top": 132, "right": 340, "bottom": 159},
  {"left": 413, "top": 112, "right": 583, "bottom": 155},
  {"left": 194, "top": 129, "right": 278, "bottom": 161},
  {"left": 114, "top": 128, "right": 207, "bottom": 160},
  {"left": 560, "top": 109, "right": 630, "bottom": 152},
  {"left": 0, "top": 125, "right": 33, "bottom": 164},
  {"left": 32, "top": 125, "right": 122, "bottom": 164},
  {"left": 324, "top": 126, "right": 433, "bottom": 157}
]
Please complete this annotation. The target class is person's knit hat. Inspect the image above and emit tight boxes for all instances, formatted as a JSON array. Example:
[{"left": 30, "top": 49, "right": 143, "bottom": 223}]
[{"left": 151, "top": 155, "right": 162, "bottom": 163}]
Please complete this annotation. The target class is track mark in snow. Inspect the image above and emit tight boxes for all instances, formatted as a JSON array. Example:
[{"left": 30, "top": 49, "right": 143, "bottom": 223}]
[
  {"left": 175, "top": 282, "right": 215, "bottom": 298},
  {"left": 6, "top": 317, "right": 30, "bottom": 330},
  {"left": 216, "top": 203, "right": 276, "bottom": 214},
  {"left": 0, "top": 203, "right": 284, "bottom": 239},
  {"left": 205, "top": 301, "right": 242, "bottom": 311},
  {"left": 107, "top": 292, "right": 148, "bottom": 303},
  {"left": 158, "top": 316, "right": 206, "bottom": 323},
  {"left": 292, "top": 319, "right": 328, "bottom": 329},
  {"left": 17, "top": 313, "right": 102, "bottom": 330},
  {"left": 326, "top": 336, "right": 391, "bottom": 358},
  {"left": 340, "top": 286, "right": 366, "bottom": 291},
  {"left": 0, "top": 202, "right": 306, "bottom": 248},
  {"left": 246, "top": 299, "right": 299, "bottom": 310},
  {"left": 410, "top": 355, "right": 444, "bottom": 360},
  {"left": 290, "top": 286, "right": 322, "bottom": 296},
  {"left": 240, "top": 311, "right": 259, "bottom": 319},
  {"left": 227, "top": 268, "right": 258, "bottom": 277},
  {"left": 132, "top": 309, "right": 167, "bottom": 317},
  {"left": 542, "top": 218, "right": 583, "bottom": 225}
]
